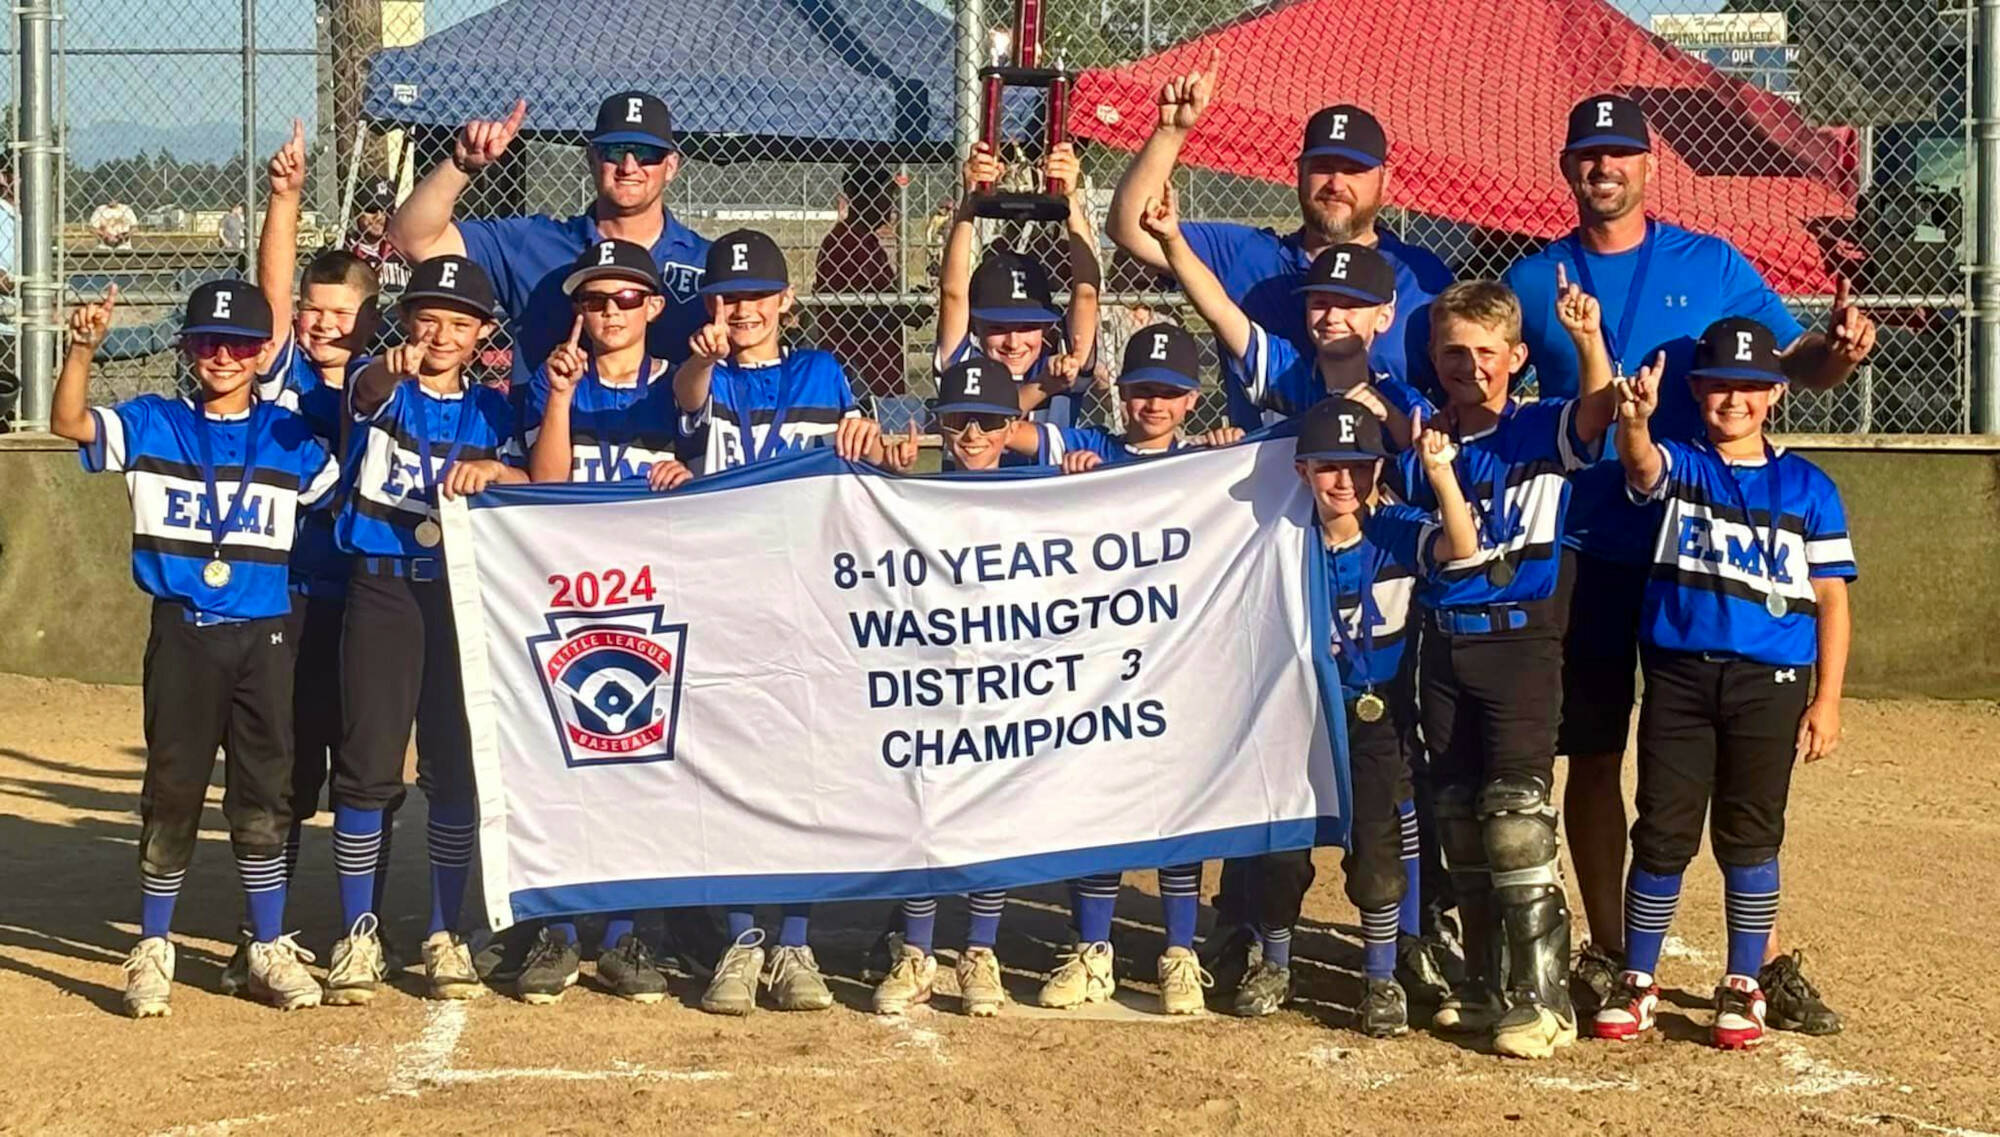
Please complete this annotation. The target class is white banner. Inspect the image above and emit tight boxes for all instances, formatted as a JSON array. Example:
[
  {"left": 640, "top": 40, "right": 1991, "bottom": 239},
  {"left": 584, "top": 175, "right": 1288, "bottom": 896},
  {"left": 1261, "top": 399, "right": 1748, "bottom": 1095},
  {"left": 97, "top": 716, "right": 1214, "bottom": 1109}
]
[{"left": 447, "top": 438, "right": 1348, "bottom": 928}]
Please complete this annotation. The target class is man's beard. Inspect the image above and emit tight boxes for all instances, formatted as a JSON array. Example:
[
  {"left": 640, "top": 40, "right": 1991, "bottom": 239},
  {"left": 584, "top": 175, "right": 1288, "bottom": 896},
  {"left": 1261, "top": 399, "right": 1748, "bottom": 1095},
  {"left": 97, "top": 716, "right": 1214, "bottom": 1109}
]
[{"left": 1302, "top": 196, "right": 1379, "bottom": 246}]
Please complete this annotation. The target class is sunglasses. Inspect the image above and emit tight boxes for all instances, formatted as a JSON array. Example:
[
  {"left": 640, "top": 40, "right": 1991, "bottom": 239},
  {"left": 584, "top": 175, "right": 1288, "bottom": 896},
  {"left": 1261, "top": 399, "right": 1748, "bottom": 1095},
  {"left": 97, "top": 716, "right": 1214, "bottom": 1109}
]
[
  {"left": 940, "top": 412, "right": 1014, "bottom": 435},
  {"left": 596, "top": 142, "right": 670, "bottom": 167},
  {"left": 183, "top": 333, "right": 263, "bottom": 360},
  {"left": 573, "top": 288, "right": 654, "bottom": 313}
]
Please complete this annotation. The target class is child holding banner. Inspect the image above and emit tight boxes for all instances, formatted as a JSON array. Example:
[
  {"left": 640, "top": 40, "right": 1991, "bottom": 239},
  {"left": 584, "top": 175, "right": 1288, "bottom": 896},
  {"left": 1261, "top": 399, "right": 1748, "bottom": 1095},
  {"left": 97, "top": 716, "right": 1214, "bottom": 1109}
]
[{"left": 1022, "top": 322, "right": 1241, "bottom": 471}]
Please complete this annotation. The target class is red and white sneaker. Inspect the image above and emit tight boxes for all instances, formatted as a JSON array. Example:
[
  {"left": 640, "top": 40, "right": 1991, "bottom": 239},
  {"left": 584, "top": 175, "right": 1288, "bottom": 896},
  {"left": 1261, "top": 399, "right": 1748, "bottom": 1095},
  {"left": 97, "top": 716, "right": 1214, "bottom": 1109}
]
[
  {"left": 1712, "top": 974, "right": 1768, "bottom": 1050},
  {"left": 1590, "top": 969, "right": 1659, "bottom": 1041}
]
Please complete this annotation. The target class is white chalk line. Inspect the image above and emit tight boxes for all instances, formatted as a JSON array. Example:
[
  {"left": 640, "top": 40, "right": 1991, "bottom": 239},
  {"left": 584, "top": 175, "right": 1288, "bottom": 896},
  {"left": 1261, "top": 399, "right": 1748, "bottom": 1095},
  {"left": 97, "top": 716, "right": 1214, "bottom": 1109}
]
[{"left": 387, "top": 999, "right": 468, "bottom": 1094}]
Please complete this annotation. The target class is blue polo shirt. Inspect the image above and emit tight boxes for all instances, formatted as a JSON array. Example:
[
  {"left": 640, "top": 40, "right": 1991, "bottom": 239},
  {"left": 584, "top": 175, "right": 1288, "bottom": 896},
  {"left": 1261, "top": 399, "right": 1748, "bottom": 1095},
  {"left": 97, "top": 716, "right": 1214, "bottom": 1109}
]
[
  {"left": 457, "top": 208, "right": 710, "bottom": 385},
  {"left": 1179, "top": 222, "right": 1453, "bottom": 427},
  {"left": 1503, "top": 219, "right": 1805, "bottom": 564}
]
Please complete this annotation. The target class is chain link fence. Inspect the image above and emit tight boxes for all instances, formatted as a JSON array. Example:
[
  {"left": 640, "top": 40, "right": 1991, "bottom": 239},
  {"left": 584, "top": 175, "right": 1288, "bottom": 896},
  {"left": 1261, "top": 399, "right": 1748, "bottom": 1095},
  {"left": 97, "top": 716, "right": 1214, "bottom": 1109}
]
[{"left": 6, "top": 0, "right": 1977, "bottom": 435}]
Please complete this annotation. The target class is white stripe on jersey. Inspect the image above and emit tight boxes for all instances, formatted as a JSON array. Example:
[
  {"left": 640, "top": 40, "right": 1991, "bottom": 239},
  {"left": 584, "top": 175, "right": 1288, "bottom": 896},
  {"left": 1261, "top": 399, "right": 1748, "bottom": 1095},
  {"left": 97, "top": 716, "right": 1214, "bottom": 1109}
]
[
  {"left": 1805, "top": 536, "right": 1856, "bottom": 566},
  {"left": 1650, "top": 498, "right": 1817, "bottom": 605},
  {"left": 350, "top": 427, "right": 435, "bottom": 524},
  {"left": 1340, "top": 574, "right": 1414, "bottom": 640},
  {"left": 93, "top": 406, "right": 131, "bottom": 471}
]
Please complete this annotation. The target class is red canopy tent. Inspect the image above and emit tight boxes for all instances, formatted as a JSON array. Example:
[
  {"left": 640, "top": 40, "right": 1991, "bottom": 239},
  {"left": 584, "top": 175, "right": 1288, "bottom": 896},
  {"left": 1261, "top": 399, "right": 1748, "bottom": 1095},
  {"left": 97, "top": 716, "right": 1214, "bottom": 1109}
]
[{"left": 1069, "top": 0, "right": 1856, "bottom": 293}]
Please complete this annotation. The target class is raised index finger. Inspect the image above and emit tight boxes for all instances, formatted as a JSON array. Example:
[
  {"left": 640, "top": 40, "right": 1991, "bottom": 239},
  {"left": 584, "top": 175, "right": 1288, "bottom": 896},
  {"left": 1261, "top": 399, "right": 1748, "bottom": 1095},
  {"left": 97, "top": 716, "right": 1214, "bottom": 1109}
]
[
  {"left": 1556, "top": 261, "right": 1569, "bottom": 293},
  {"left": 1833, "top": 273, "right": 1850, "bottom": 313},
  {"left": 567, "top": 313, "right": 584, "bottom": 351},
  {"left": 102, "top": 282, "right": 120, "bottom": 312},
  {"left": 502, "top": 98, "right": 528, "bottom": 135}
]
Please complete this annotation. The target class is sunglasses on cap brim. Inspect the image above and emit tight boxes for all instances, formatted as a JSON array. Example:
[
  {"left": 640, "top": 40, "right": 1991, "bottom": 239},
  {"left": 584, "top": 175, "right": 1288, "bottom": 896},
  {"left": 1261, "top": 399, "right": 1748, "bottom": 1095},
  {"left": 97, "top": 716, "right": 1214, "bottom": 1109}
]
[
  {"left": 181, "top": 332, "right": 264, "bottom": 359},
  {"left": 573, "top": 287, "right": 656, "bottom": 312},
  {"left": 595, "top": 142, "right": 671, "bottom": 167}
]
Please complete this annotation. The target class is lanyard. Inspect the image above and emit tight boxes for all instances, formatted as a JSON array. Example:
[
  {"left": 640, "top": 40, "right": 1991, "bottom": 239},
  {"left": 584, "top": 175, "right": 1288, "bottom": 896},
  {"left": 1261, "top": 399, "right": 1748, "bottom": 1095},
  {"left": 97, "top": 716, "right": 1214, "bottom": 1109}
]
[
  {"left": 1569, "top": 218, "right": 1655, "bottom": 373},
  {"left": 1706, "top": 440, "right": 1787, "bottom": 598},
  {"left": 1326, "top": 540, "right": 1385, "bottom": 691},
  {"left": 414, "top": 381, "right": 478, "bottom": 503},
  {"left": 730, "top": 351, "right": 795, "bottom": 464},
  {"left": 591, "top": 355, "right": 650, "bottom": 482},
  {"left": 1452, "top": 401, "right": 1520, "bottom": 549},
  {"left": 193, "top": 400, "right": 264, "bottom": 561}
]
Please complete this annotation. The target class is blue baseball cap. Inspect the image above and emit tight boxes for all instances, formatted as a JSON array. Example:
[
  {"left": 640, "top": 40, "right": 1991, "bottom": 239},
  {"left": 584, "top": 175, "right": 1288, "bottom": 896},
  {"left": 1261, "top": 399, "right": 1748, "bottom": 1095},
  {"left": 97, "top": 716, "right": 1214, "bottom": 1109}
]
[
  {"left": 969, "top": 253, "right": 1061, "bottom": 325},
  {"left": 1295, "top": 396, "right": 1391, "bottom": 462},
  {"left": 1297, "top": 243, "right": 1396, "bottom": 308},
  {"left": 1690, "top": 316, "right": 1787, "bottom": 385},
  {"left": 1565, "top": 94, "right": 1651, "bottom": 154},
  {"left": 1299, "top": 104, "right": 1387, "bottom": 168},
  {"left": 180, "top": 280, "right": 273, "bottom": 339},
  {"left": 1118, "top": 323, "right": 1202, "bottom": 391},
  {"left": 930, "top": 355, "right": 1021, "bottom": 417},
  {"left": 699, "top": 230, "right": 789, "bottom": 295},
  {"left": 590, "top": 91, "right": 677, "bottom": 152}
]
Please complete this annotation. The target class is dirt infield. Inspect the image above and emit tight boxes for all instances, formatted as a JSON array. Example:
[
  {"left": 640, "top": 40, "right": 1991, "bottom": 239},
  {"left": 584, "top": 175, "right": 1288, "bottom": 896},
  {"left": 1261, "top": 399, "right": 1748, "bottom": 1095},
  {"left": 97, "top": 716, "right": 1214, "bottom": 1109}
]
[{"left": 3, "top": 673, "right": 1997, "bottom": 1136}]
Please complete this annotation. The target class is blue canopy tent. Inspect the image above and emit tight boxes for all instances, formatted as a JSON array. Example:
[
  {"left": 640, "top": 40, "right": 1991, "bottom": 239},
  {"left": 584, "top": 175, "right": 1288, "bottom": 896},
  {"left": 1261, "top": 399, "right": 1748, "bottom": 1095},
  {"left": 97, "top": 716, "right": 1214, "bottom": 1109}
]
[{"left": 361, "top": 0, "right": 997, "bottom": 160}]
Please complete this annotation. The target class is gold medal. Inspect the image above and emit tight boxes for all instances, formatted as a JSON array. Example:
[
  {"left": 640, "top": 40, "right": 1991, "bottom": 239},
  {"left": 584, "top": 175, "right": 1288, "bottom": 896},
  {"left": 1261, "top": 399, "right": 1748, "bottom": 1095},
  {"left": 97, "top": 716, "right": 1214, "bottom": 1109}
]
[
  {"left": 1354, "top": 692, "right": 1387, "bottom": 723},
  {"left": 414, "top": 519, "right": 443, "bottom": 548},
  {"left": 201, "top": 558, "right": 232, "bottom": 588}
]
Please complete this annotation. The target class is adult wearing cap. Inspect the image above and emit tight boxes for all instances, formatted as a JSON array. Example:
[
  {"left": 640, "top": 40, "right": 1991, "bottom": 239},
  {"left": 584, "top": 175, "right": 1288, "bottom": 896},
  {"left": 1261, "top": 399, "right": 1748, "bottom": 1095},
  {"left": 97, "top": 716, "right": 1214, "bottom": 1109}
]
[
  {"left": 347, "top": 178, "right": 412, "bottom": 293},
  {"left": 1503, "top": 93, "right": 1875, "bottom": 1031},
  {"left": 1105, "top": 51, "right": 1454, "bottom": 427},
  {"left": 387, "top": 92, "right": 711, "bottom": 386}
]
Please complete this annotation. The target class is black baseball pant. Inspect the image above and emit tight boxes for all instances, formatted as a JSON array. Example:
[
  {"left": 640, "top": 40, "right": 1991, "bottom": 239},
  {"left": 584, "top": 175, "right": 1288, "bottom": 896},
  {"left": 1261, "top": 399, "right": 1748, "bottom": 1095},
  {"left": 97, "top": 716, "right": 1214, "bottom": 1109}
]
[
  {"left": 1630, "top": 647, "right": 1814, "bottom": 874},
  {"left": 1420, "top": 623, "right": 1563, "bottom": 793},
  {"left": 335, "top": 561, "right": 474, "bottom": 811},
  {"left": 138, "top": 600, "right": 295, "bottom": 875}
]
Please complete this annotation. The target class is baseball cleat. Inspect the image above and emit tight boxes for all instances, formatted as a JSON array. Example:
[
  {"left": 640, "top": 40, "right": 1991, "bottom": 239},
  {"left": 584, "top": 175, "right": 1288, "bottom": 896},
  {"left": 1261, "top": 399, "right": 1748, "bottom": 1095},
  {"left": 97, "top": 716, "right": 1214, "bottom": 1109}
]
[
  {"left": 1157, "top": 946, "right": 1212, "bottom": 1016},
  {"left": 596, "top": 934, "right": 669, "bottom": 1004},
  {"left": 1492, "top": 1002, "right": 1579, "bottom": 1060},
  {"left": 323, "top": 913, "right": 386, "bottom": 1006},
  {"left": 1198, "top": 923, "right": 1256, "bottom": 1005},
  {"left": 422, "top": 930, "right": 486, "bottom": 1000},
  {"left": 872, "top": 942, "right": 936, "bottom": 1015},
  {"left": 1395, "top": 933, "right": 1454, "bottom": 1006},
  {"left": 473, "top": 920, "right": 539, "bottom": 986},
  {"left": 700, "top": 929, "right": 765, "bottom": 1016},
  {"left": 1230, "top": 959, "right": 1294, "bottom": 1018},
  {"left": 1038, "top": 940, "right": 1115, "bottom": 1008},
  {"left": 956, "top": 946, "right": 1006, "bottom": 1017},
  {"left": 1570, "top": 941, "right": 1624, "bottom": 1022},
  {"left": 219, "top": 925, "right": 253, "bottom": 997},
  {"left": 765, "top": 945, "right": 834, "bottom": 1012},
  {"left": 121, "top": 936, "right": 174, "bottom": 1019},
  {"left": 1432, "top": 981, "right": 1499, "bottom": 1034},
  {"left": 516, "top": 926, "right": 581, "bottom": 1005},
  {"left": 1759, "top": 950, "right": 1841, "bottom": 1035},
  {"left": 1359, "top": 977, "right": 1410, "bottom": 1038},
  {"left": 1590, "top": 969, "right": 1659, "bottom": 1041},
  {"left": 247, "top": 934, "right": 323, "bottom": 1011},
  {"left": 1712, "top": 974, "right": 1768, "bottom": 1050}
]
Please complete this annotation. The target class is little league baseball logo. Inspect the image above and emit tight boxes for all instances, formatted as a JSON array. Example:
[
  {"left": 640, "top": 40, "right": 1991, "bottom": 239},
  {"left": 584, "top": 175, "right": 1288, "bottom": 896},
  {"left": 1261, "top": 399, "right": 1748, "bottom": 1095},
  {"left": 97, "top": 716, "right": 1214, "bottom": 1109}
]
[{"left": 527, "top": 607, "right": 688, "bottom": 767}]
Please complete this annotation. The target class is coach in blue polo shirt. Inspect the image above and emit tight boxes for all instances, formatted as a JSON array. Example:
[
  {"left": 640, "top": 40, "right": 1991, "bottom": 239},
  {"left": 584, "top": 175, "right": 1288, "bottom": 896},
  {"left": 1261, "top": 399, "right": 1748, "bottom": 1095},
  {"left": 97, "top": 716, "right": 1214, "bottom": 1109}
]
[
  {"left": 1105, "top": 51, "right": 1454, "bottom": 429},
  {"left": 1503, "top": 93, "right": 1875, "bottom": 1033},
  {"left": 387, "top": 92, "right": 711, "bottom": 385}
]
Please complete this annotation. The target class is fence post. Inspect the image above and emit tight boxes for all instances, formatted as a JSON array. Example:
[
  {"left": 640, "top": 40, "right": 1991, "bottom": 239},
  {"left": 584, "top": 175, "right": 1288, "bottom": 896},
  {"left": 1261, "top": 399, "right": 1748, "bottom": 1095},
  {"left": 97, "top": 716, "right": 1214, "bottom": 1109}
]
[
  {"left": 14, "top": 0, "right": 58, "bottom": 431},
  {"left": 953, "top": 0, "right": 984, "bottom": 163},
  {"left": 1978, "top": 0, "right": 2000, "bottom": 432},
  {"left": 241, "top": 0, "right": 260, "bottom": 277}
]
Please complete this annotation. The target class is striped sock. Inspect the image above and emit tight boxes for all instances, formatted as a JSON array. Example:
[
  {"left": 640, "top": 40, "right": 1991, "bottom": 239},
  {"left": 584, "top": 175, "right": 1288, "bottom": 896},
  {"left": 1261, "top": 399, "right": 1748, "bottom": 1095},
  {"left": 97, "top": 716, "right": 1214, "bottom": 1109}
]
[
  {"left": 1360, "top": 902, "right": 1400, "bottom": 981},
  {"left": 602, "top": 914, "right": 636, "bottom": 949},
  {"left": 372, "top": 810, "right": 394, "bottom": 914},
  {"left": 237, "top": 852, "right": 287, "bottom": 943},
  {"left": 1623, "top": 868, "right": 1683, "bottom": 978},
  {"left": 139, "top": 869, "right": 185, "bottom": 940},
  {"left": 1074, "top": 873, "right": 1120, "bottom": 943},
  {"left": 1396, "top": 799, "right": 1422, "bottom": 938},
  {"left": 900, "top": 897, "right": 939, "bottom": 954},
  {"left": 1258, "top": 922, "right": 1293, "bottom": 969},
  {"left": 1160, "top": 864, "right": 1201, "bottom": 950},
  {"left": 425, "top": 802, "right": 476, "bottom": 936},
  {"left": 283, "top": 822, "right": 304, "bottom": 883},
  {"left": 332, "top": 805, "right": 383, "bottom": 926},
  {"left": 1722, "top": 859, "right": 1780, "bottom": 979},
  {"left": 778, "top": 904, "right": 811, "bottom": 948},
  {"left": 965, "top": 891, "right": 1005, "bottom": 948}
]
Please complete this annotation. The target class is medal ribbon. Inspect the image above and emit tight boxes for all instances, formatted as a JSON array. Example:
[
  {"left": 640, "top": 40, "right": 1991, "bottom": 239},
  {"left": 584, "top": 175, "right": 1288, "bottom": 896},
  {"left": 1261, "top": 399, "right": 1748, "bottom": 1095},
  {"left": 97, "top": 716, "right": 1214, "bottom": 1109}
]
[
  {"left": 731, "top": 350, "right": 796, "bottom": 464},
  {"left": 1326, "top": 539, "right": 1385, "bottom": 696},
  {"left": 193, "top": 398, "right": 265, "bottom": 569},
  {"left": 1568, "top": 217, "right": 1656, "bottom": 374},
  {"left": 591, "top": 354, "right": 649, "bottom": 482},
  {"left": 1705, "top": 440, "right": 1789, "bottom": 615},
  {"left": 414, "top": 381, "right": 479, "bottom": 508}
]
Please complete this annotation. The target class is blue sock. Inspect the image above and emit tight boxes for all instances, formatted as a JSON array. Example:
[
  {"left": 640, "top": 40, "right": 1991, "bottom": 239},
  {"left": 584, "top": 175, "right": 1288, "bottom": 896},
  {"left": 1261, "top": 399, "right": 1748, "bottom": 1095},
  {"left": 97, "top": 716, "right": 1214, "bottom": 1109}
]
[
  {"left": 900, "top": 898, "right": 938, "bottom": 954},
  {"left": 1396, "top": 799, "right": 1422, "bottom": 938},
  {"left": 372, "top": 810, "right": 394, "bottom": 914},
  {"left": 602, "top": 914, "right": 636, "bottom": 948},
  {"left": 1074, "top": 874, "right": 1119, "bottom": 943},
  {"left": 965, "top": 891, "right": 1005, "bottom": 948},
  {"left": 778, "top": 904, "right": 811, "bottom": 948},
  {"left": 237, "top": 852, "right": 287, "bottom": 943},
  {"left": 727, "top": 910, "right": 756, "bottom": 941},
  {"left": 1721, "top": 859, "right": 1780, "bottom": 979},
  {"left": 1160, "top": 864, "right": 1201, "bottom": 950},
  {"left": 425, "top": 800, "right": 476, "bottom": 937},
  {"left": 140, "top": 869, "right": 184, "bottom": 940},
  {"left": 548, "top": 922, "right": 578, "bottom": 944},
  {"left": 332, "top": 805, "right": 383, "bottom": 926},
  {"left": 1623, "top": 867, "right": 1683, "bottom": 978},
  {"left": 1258, "top": 922, "right": 1292, "bottom": 969},
  {"left": 1361, "top": 902, "right": 1399, "bottom": 981},
  {"left": 283, "top": 822, "right": 304, "bottom": 883}
]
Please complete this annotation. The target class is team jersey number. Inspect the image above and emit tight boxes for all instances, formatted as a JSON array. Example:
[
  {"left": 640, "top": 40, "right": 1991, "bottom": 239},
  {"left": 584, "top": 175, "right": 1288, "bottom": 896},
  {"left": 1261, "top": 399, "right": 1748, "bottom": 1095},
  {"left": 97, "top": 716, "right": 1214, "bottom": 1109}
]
[{"left": 547, "top": 565, "right": 659, "bottom": 609}]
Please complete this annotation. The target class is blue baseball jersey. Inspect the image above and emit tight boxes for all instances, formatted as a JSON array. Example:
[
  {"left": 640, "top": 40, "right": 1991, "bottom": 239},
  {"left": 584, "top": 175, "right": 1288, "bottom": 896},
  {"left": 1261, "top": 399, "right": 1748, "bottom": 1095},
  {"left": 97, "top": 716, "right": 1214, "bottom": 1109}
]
[
  {"left": 1631, "top": 440, "right": 1855, "bottom": 666},
  {"left": 339, "top": 378, "right": 516, "bottom": 557},
  {"left": 1037, "top": 424, "right": 1191, "bottom": 466},
  {"left": 1179, "top": 222, "right": 1453, "bottom": 429},
  {"left": 80, "top": 396, "right": 338, "bottom": 621},
  {"left": 937, "top": 334, "right": 1090, "bottom": 429},
  {"left": 457, "top": 208, "right": 709, "bottom": 386},
  {"left": 259, "top": 335, "right": 370, "bottom": 596},
  {"left": 1375, "top": 399, "right": 1598, "bottom": 611},
  {"left": 1504, "top": 220, "right": 1806, "bottom": 564},
  {"left": 1230, "top": 321, "right": 1435, "bottom": 435},
  {"left": 520, "top": 357, "right": 681, "bottom": 483},
  {"left": 1323, "top": 531, "right": 1417, "bottom": 693},
  {"left": 680, "top": 348, "right": 860, "bottom": 476}
]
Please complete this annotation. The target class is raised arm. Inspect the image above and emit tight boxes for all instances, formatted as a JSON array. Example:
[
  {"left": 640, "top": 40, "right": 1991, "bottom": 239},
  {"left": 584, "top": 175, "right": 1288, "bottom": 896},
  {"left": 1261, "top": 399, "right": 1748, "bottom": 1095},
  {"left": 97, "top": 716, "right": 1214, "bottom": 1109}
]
[
  {"left": 386, "top": 99, "right": 525, "bottom": 261},
  {"left": 1143, "top": 181, "right": 1251, "bottom": 361},
  {"left": 526, "top": 316, "right": 588, "bottom": 482},
  {"left": 1612, "top": 353, "right": 1666, "bottom": 494},
  {"left": 258, "top": 118, "right": 306, "bottom": 337},
  {"left": 673, "top": 311, "right": 730, "bottom": 414},
  {"left": 52, "top": 288, "right": 116, "bottom": 443},
  {"left": 934, "top": 143, "right": 1002, "bottom": 359},
  {"left": 1106, "top": 49, "right": 1219, "bottom": 272},
  {"left": 1779, "top": 275, "right": 1878, "bottom": 392},
  {"left": 1055, "top": 143, "right": 1101, "bottom": 383},
  {"left": 1415, "top": 412, "right": 1479, "bottom": 562},
  {"left": 1553, "top": 262, "right": 1618, "bottom": 443}
]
